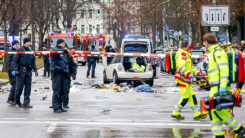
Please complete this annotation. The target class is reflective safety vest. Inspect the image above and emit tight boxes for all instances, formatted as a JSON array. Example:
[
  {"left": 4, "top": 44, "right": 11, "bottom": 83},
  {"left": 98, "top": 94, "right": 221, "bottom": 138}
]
[
  {"left": 207, "top": 44, "right": 229, "bottom": 93},
  {"left": 132, "top": 62, "right": 145, "bottom": 72},
  {"left": 175, "top": 48, "right": 200, "bottom": 84}
]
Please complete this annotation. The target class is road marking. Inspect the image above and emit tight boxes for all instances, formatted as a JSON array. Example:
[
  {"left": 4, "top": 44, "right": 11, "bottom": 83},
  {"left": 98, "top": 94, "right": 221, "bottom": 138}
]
[
  {"left": 47, "top": 122, "right": 57, "bottom": 133},
  {"left": 0, "top": 120, "right": 213, "bottom": 128},
  {"left": 35, "top": 118, "right": 60, "bottom": 121},
  {"left": 3, "top": 118, "right": 27, "bottom": 120}
]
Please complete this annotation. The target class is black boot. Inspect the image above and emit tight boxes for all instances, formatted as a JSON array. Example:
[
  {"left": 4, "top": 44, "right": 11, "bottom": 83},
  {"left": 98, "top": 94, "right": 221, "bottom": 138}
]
[{"left": 171, "top": 115, "right": 185, "bottom": 120}]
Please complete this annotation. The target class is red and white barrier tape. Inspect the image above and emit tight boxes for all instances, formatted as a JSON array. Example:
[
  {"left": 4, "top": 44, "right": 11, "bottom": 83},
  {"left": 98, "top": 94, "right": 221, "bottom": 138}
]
[{"left": 2, "top": 50, "right": 245, "bottom": 59}]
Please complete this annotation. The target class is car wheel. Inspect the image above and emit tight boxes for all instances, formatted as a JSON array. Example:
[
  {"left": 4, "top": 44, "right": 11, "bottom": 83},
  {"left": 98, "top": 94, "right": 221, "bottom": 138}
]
[
  {"left": 103, "top": 71, "right": 109, "bottom": 84},
  {"left": 113, "top": 72, "right": 120, "bottom": 85},
  {"left": 146, "top": 78, "right": 154, "bottom": 87}
]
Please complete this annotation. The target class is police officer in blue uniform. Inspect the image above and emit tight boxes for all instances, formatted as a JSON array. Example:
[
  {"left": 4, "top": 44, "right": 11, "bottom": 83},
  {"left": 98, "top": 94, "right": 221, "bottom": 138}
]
[
  {"left": 63, "top": 44, "right": 77, "bottom": 108},
  {"left": 50, "top": 39, "right": 69, "bottom": 113},
  {"left": 42, "top": 46, "right": 50, "bottom": 77},
  {"left": 6, "top": 40, "right": 19, "bottom": 105},
  {"left": 87, "top": 45, "right": 98, "bottom": 78},
  {"left": 13, "top": 38, "right": 38, "bottom": 108}
]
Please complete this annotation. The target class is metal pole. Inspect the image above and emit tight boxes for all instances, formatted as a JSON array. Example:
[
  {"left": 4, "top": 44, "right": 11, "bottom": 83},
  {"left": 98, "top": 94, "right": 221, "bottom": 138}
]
[
  {"left": 212, "top": 0, "right": 217, "bottom": 37},
  {"left": 153, "top": 8, "right": 156, "bottom": 49}
]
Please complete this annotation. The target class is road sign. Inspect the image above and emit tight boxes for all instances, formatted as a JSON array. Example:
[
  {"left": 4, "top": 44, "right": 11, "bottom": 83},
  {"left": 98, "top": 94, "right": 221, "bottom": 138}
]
[
  {"left": 201, "top": 5, "right": 230, "bottom": 26},
  {"left": 211, "top": 27, "right": 219, "bottom": 32}
]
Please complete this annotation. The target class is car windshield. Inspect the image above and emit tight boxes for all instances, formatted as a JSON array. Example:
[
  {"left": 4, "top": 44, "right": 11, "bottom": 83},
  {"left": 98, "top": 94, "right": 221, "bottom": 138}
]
[
  {"left": 50, "top": 38, "right": 75, "bottom": 49},
  {"left": 124, "top": 43, "right": 148, "bottom": 53}
]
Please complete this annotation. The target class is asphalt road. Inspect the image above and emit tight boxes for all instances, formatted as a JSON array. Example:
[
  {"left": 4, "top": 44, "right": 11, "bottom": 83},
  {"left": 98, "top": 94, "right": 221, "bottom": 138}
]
[{"left": 0, "top": 61, "right": 244, "bottom": 138}]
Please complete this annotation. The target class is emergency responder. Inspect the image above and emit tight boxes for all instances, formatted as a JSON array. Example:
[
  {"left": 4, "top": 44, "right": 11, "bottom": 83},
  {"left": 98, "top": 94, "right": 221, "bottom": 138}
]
[
  {"left": 204, "top": 33, "right": 245, "bottom": 138},
  {"left": 171, "top": 40, "right": 206, "bottom": 120},
  {"left": 13, "top": 38, "right": 38, "bottom": 108},
  {"left": 87, "top": 45, "right": 98, "bottom": 78},
  {"left": 42, "top": 46, "right": 50, "bottom": 77},
  {"left": 131, "top": 57, "right": 146, "bottom": 72},
  {"left": 106, "top": 45, "right": 115, "bottom": 65},
  {"left": 226, "top": 42, "right": 232, "bottom": 51},
  {"left": 6, "top": 40, "right": 19, "bottom": 105},
  {"left": 63, "top": 43, "right": 77, "bottom": 108},
  {"left": 50, "top": 39, "right": 69, "bottom": 113}
]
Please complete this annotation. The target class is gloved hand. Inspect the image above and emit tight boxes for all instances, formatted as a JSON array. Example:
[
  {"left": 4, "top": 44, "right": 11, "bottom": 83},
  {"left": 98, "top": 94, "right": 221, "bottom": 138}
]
[
  {"left": 63, "top": 49, "right": 68, "bottom": 54},
  {"left": 188, "top": 74, "right": 194, "bottom": 79},
  {"left": 11, "top": 71, "right": 15, "bottom": 77},
  {"left": 72, "top": 75, "right": 76, "bottom": 80},
  {"left": 219, "top": 87, "right": 227, "bottom": 96},
  {"left": 35, "top": 71, "right": 38, "bottom": 77}
]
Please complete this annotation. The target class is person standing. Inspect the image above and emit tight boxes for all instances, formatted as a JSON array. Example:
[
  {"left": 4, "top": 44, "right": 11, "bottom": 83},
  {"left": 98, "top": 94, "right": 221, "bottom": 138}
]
[
  {"left": 42, "top": 46, "right": 50, "bottom": 77},
  {"left": 87, "top": 45, "right": 98, "bottom": 78},
  {"left": 63, "top": 44, "right": 77, "bottom": 108},
  {"left": 50, "top": 39, "right": 69, "bottom": 113},
  {"left": 106, "top": 45, "right": 115, "bottom": 65},
  {"left": 13, "top": 38, "right": 38, "bottom": 108},
  {"left": 171, "top": 40, "right": 206, "bottom": 120},
  {"left": 6, "top": 40, "right": 19, "bottom": 105},
  {"left": 204, "top": 33, "right": 245, "bottom": 138}
]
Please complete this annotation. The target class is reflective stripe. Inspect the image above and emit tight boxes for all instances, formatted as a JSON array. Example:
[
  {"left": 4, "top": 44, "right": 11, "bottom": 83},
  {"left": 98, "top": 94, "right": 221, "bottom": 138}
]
[
  {"left": 218, "top": 63, "right": 228, "bottom": 67},
  {"left": 213, "top": 128, "right": 224, "bottom": 134},
  {"left": 191, "top": 106, "right": 199, "bottom": 110},
  {"left": 177, "top": 105, "right": 182, "bottom": 109},
  {"left": 229, "top": 122, "right": 239, "bottom": 130},
  {"left": 221, "top": 76, "right": 229, "bottom": 80},
  {"left": 179, "top": 66, "right": 185, "bottom": 71},
  {"left": 208, "top": 68, "right": 219, "bottom": 73},
  {"left": 175, "top": 74, "right": 191, "bottom": 83},
  {"left": 182, "top": 69, "right": 187, "bottom": 74},
  {"left": 209, "top": 81, "right": 220, "bottom": 86},
  {"left": 224, "top": 117, "right": 234, "bottom": 125},
  {"left": 182, "top": 56, "right": 187, "bottom": 59},
  {"left": 212, "top": 122, "right": 223, "bottom": 127}
]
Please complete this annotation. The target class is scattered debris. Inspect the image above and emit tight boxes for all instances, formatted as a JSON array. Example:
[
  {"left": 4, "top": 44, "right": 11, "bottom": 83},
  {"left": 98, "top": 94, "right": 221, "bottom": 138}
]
[
  {"left": 42, "top": 95, "right": 47, "bottom": 100},
  {"left": 73, "top": 82, "right": 82, "bottom": 85},
  {"left": 133, "top": 84, "right": 154, "bottom": 93}
]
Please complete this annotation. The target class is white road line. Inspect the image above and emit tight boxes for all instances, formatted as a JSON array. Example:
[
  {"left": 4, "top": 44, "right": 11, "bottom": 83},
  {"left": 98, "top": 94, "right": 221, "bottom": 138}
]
[
  {"left": 3, "top": 118, "right": 27, "bottom": 120},
  {"left": 0, "top": 120, "right": 212, "bottom": 127},
  {"left": 47, "top": 122, "right": 57, "bottom": 133},
  {"left": 67, "top": 119, "right": 87, "bottom": 121},
  {"left": 35, "top": 118, "right": 60, "bottom": 121}
]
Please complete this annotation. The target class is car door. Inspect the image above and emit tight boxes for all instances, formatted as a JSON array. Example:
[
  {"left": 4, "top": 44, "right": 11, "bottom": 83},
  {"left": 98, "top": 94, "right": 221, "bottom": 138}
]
[{"left": 106, "top": 56, "right": 117, "bottom": 79}]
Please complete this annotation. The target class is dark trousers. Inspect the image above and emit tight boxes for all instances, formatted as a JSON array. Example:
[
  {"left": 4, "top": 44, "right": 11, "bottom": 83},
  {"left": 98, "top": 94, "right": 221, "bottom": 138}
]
[
  {"left": 87, "top": 61, "right": 96, "bottom": 77},
  {"left": 15, "top": 71, "right": 32, "bottom": 105},
  {"left": 52, "top": 71, "right": 65, "bottom": 111},
  {"left": 43, "top": 63, "right": 50, "bottom": 76},
  {"left": 7, "top": 71, "right": 16, "bottom": 101},
  {"left": 63, "top": 76, "right": 71, "bottom": 106}
]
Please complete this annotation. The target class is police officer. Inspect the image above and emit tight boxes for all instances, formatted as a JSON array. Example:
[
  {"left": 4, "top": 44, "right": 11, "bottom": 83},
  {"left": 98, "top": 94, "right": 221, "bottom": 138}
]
[
  {"left": 13, "top": 38, "right": 38, "bottom": 108},
  {"left": 63, "top": 44, "right": 77, "bottom": 108},
  {"left": 87, "top": 45, "right": 98, "bottom": 78},
  {"left": 203, "top": 33, "right": 245, "bottom": 138},
  {"left": 50, "top": 39, "right": 69, "bottom": 113},
  {"left": 106, "top": 45, "right": 115, "bottom": 65},
  {"left": 172, "top": 40, "right": 206, "bottom": 120},
  {"left": 6, "top": 40, "right": 19, "bottom": 105},
  {"left": 42, "top": 46, "right": 50, "bottom": 77}
]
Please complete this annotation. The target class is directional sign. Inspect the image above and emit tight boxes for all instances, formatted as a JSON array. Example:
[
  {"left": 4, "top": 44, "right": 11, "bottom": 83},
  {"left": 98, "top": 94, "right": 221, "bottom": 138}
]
[{"left": 201, "top": 5, "right": 230, "bottom": 26}]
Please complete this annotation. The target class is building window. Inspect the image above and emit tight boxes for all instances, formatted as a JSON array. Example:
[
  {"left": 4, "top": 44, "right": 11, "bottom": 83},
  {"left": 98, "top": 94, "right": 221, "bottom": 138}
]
[
  {"left": 81, "top": 25, "right": 85, "bottom": 34},
  {"left": 73, "top": 25, "right": 77, "bottom": 31},
  {"left": 97, "top": 9, "right": 101, "bottom": 17},
  {"left": 89, "top": 9, "right": 92, "bottom": 18},
  {"left": 89, "top": 25, "right": 92, "bottom": 34},
  {"left": 81, "top": 10, "right": 84, "bottom": 18},
  {"left": 96, "top": 25, "right": 100, "bottom": 34}
]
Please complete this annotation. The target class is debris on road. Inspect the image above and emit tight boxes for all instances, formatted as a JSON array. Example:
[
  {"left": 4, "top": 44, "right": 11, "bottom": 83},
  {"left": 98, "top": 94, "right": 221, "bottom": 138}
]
[{"left": 133, "top": 84, "right": 154, "bottom": 93}]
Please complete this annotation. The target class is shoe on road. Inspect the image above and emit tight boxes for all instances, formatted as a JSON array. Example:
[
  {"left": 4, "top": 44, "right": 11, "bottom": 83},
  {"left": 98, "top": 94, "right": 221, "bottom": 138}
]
[
  {"left": 171, "top": 115, "right": 185, "bottom": 120},
  {"left": 7, "top": 100, "right": 16, "bottom": 105},
  {"left": 16, "top": 103, "right": 23, "bottom": 108},
  {"left": 23, "top": 105, "right": 33, "bottom": 108},
  {"left": 53, "top": 109, "right": 62, "bottom": 113},
  {"left": 49, "top": 105, "right": 54, "bottom": 108},
  {"left": 63, "top": 105, "right": 69, "bottom": 108},
  {"left": 194, "top": 115, "right": 207, "bottom": 120},
  {"left": 60, "top": 108, "right": 67, "bottom": 112}
]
